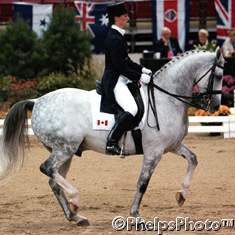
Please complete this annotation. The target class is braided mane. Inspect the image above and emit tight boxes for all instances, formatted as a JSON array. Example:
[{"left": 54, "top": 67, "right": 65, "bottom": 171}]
[{"left": 154, "top": 50, "right": 210, "bottom": 77}]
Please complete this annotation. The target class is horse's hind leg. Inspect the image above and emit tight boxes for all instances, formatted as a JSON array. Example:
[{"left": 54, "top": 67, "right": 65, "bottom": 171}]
[
  {"left": 49, "top": 158, "right": 87, "bottom": 225},
  {"left": 40, "top": 150, "right": 89, "bottom": 226},
  {"left": 173, "top": 143, "right": 198, "bottom": 207}
]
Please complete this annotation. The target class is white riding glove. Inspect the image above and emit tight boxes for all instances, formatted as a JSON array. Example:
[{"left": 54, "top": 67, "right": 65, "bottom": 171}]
[
  {"left": 142, "top": 67, "right": 152, "bottom": 76},
  {"left": 140, "top": 73, "right": 151, "bottom": 84}
]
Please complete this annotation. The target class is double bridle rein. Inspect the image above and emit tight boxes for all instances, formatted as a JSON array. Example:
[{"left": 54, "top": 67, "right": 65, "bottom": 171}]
[{"left": 147, "top": 60, "right": 224, "bottom": 130}]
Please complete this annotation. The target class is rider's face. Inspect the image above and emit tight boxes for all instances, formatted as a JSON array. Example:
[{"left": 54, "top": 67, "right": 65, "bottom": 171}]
[{"left": 114, "top": 14, "right": 129, "bottom": 29}]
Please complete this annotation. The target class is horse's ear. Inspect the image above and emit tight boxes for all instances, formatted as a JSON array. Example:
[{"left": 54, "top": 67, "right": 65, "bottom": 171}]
[{"left": 215, "top": 46, "right": 221, "bottom": 60}]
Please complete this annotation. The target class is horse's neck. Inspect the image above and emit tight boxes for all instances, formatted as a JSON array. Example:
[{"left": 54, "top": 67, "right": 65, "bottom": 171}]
[{"left": 155, "top": 53, "right": 214, "bottom": 96}]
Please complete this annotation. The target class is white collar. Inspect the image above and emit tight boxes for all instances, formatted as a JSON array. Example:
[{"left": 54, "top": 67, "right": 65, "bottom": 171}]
[{"left": 111, "top": 25, "right": 125, "bottom": 36}]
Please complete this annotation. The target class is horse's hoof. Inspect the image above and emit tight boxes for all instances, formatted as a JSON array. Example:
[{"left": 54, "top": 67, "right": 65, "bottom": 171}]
[
  {"left": 75, "top": 216, "right": 90, "bottom": 226},
  {"left": 175, "top": 192, "right": 185, "bottom": 207}
]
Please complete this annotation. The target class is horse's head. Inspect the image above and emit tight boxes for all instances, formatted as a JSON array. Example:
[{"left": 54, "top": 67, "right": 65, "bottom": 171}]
[{"left": 195, "top": 47, "right": 225, "bottom": 112}]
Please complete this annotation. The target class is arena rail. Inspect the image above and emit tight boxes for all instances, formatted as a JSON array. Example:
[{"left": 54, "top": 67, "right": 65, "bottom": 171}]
[
  {"left": 188, "top": 116, "right": 235, "bottom": 138},
  {"left": 0, "top": 116, "right": 235, "bottom": 138}
]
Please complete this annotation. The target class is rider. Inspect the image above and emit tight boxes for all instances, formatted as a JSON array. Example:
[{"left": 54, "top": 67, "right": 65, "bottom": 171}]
[{"left": 100, "top": 1, "right": 152, "bottom": 155}]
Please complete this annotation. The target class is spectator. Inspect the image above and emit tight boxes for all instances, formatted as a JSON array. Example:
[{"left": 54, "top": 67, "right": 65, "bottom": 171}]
[
  {"left": 193, "top": 29, "right": 217, "bottom": 52},
  {"left": 154, "top": 27, "right": 182, "bottom": 58},
  {"left": 221, "top": 28, "right": 235, "bottom": 107},
  {"left": 222, "top": 28, "right": 235, "bottom": 58}
]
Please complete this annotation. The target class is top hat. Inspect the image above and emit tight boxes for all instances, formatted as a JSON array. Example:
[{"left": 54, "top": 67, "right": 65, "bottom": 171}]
[{"left": 107, "top": 2, "right": 128, "bottom": 18}]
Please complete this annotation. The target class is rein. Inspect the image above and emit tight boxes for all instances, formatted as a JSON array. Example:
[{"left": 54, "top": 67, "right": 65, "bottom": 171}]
[{"left": 147, "top": 62, "right": 223, "bottom": 130}]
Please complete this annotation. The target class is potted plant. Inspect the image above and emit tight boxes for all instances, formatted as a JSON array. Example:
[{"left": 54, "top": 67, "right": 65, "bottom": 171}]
[{"left": 0, "top": 76, "right": 11, "bottom": 102}]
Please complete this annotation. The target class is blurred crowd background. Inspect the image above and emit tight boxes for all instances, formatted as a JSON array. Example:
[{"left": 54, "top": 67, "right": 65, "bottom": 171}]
[{"left": 0, "top": 0, "right": 234, "bottom": 111}]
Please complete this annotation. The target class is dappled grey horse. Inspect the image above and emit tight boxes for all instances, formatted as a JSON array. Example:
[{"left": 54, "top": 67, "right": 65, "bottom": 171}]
[{"left": 0, "top": 49, "right": 224, "bottom": 225}]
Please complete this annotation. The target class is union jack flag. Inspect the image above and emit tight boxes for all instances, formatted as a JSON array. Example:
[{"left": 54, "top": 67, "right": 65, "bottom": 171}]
[
  {"left": 214, "top": 0, "right": 235, "bottom": 43},
  {"left": 74, "top": 1, "right": 109, "bottom": 53},
  {"left": 74, "top": 2, "right": 95, "bottom": 36}
]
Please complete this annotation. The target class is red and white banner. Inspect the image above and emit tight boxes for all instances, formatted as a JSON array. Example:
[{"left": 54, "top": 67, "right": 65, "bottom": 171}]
[{"left": 152, "top": 0, "right": 189, "bottom": 50}]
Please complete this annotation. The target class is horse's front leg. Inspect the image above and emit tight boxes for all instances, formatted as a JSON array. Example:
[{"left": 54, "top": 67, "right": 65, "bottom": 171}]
[
  {"left": 130, "top": 150, "right": 163, "bottom": 217},
  {"left": 173, "top": 143, "right": 198, "bottom": 207}
]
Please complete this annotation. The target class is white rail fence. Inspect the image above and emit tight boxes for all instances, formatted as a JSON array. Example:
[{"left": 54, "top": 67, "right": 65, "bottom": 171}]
[
  {"left": 188, "top": 116, "right": 235, "bottom": 138},
  {"left": 1, "top": 116, "right": 235, "bottom": 138}
]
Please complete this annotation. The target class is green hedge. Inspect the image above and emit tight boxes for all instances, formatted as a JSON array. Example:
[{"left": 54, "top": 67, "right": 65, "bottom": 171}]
[
  {"left": 0, "top": 6, "right": 92, "bottom": 80},
  {"left": 42, "top": 6, "right": 91, "bottom": 75},
  {"left": 0, "top": 19, "right": 43, "bottom": 79}
]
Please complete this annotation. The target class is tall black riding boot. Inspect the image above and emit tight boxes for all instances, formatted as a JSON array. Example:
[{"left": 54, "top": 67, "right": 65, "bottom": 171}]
[{"left": 106, "top": 112, "right": 135, "bottom": 155}]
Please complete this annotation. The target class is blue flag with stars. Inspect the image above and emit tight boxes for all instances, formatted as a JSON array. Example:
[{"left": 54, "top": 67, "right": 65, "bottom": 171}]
[{"left": 74, "top": 1, "right": 109, "bottom": 53}]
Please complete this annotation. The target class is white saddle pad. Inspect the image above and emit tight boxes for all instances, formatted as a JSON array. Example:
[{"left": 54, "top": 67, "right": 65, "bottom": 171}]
[{"left": 89, "top": 87, "right": 147, "bottom": 131}]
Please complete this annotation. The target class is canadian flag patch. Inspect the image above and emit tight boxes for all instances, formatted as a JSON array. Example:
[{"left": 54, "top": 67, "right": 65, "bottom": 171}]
[
  {"left": 90, "top": 90, "right": 116, "bottom": 130},
  {"left": 97, "top": 120, "right": 108, "bottom": 126}
]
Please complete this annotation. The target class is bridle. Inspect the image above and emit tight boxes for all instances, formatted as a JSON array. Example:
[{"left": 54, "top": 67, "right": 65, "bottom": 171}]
[
  {"left": 147, "top": 58, "right": 224, "bottom": 130},
  {"left": 193, "top": 60, "right": 224, "bottom": 107}
]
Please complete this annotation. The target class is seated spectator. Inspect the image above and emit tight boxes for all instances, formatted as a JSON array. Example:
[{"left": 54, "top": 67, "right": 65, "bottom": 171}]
[
  {"left": 222, "top": 28, "right": 235, "bottom": 58},
  {"left": 221, "top": 28, "right": 235, "bottom": 107},
  {"left": 221, "top": 74, "right": 235, "bottom": 107},
  {"left": 193, "top": 29, "right": 217, "bottom": 52},
  {"left": 154, "top": 27, "right": 182, "bottom": 58}
]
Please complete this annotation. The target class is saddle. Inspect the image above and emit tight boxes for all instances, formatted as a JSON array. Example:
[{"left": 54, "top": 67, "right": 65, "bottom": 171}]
[{"left": 96, "top": 80, "right": 144, "bottom": 155}]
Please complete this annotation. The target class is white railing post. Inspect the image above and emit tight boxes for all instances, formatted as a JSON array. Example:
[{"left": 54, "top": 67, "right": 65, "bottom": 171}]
[
  {"left": 228, "top": 115, "right": 235, "bottom": 138},
  {"left": 223, "top": 117, "right": 230, "bottom": 138}
]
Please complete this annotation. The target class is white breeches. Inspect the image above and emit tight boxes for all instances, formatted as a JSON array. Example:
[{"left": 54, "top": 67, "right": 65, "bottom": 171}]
[{"left": 113, "top": 76, "right": 138, "bottom": 116}]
